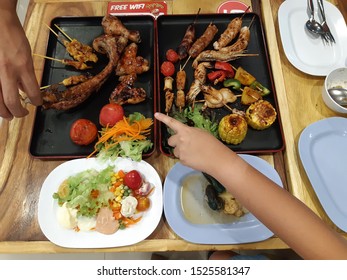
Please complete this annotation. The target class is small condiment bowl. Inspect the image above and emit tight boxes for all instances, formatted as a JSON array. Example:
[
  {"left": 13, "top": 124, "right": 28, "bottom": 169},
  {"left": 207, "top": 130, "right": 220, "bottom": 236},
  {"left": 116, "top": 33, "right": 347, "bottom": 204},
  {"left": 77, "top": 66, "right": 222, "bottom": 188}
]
[{"left": 322, "top": 67, "right": 347, "bottom": 114}]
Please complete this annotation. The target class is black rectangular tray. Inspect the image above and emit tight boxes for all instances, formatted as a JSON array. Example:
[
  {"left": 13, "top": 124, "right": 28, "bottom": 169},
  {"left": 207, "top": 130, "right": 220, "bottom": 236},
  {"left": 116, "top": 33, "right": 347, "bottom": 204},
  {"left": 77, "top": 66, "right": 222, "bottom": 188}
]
[
  {"left": 30, "top": 16, "right": 156, "bottom": 159},
  {"left": 156, "top": 13, "right": 285, "bottom": 156}
]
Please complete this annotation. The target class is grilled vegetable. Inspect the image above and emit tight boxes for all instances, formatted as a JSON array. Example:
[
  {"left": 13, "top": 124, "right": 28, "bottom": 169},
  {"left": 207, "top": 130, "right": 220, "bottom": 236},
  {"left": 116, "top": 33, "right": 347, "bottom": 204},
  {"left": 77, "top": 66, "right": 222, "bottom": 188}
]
[
  {"left": 223, "top": 78, "right": 241, "bottom": 90},
  {"left": 250, "top": 81, "right": 271, "bottom": 96},
  {"left": 240, "top": 86, "right": 262, "bottom": 105},
  {"left": 218, "top": 114, "right": 248, "bottom": 145},
  {"left": 214, "top": 61, "right": 234, "bottom": 74},
  {"left": 234, "top": 66, "right": 256, "bottom": 86},
  {"left": 245, "top": 100, "right": 277, "bottom": 130}
]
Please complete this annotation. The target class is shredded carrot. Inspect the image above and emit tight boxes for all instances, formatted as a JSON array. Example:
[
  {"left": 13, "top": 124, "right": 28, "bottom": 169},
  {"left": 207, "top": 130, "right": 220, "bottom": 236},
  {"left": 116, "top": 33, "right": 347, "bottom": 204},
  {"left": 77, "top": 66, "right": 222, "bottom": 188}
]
[
  {"left": 113, "top": 211, "right": 122, "bottom": 220},
  {"left": 118, "top": 170, "right": 126, "bottom": 178},
  {"left": 122, "top": 216, "right": 142, "bottom": 226},
  {"left": 90, "top": 189, "right": 99, "bottom": 199},
  {"left": 88, "top": 115, "right": 153, "bottom": 158}
]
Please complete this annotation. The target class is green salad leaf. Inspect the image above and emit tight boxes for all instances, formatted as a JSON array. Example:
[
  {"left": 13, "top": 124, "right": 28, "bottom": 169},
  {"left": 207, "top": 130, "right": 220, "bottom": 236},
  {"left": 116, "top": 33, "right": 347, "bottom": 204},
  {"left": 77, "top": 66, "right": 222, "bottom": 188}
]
[
  {"left": 170, "top": 103, "right": 219, "bottom": 138},
  {"left": 53, "top": 166, "right": 115, "bottom": 217},
  {"left": 95, "top": 112, "right": 153, "bottom": 162}
]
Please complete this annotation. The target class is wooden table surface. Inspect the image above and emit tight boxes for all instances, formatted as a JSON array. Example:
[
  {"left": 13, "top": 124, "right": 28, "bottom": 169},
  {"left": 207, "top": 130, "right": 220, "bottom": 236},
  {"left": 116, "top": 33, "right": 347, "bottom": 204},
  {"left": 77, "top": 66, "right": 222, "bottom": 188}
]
[{"left": 0, "top": 0, "right": 346, "bottom": 253}]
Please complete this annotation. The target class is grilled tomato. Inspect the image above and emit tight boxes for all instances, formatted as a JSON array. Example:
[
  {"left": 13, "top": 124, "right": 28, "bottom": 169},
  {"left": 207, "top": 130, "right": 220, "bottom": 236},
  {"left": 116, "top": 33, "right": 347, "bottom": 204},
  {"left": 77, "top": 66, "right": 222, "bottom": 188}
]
[
  {"left": 160, "top": 61, "right": 175, "bottom": 77},
  {"left": 99, "top": 103, "right": 124, "bottom": 127},
  {"left": 70, "top": 119, "right": 98, "bottom": 146}
]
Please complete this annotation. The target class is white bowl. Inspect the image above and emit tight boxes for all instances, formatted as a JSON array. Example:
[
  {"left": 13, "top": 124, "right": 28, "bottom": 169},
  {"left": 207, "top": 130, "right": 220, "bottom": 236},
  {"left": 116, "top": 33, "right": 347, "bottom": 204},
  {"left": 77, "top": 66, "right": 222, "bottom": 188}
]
[{"left": 322, "top": 67, "right": 347, "bottom": 114}]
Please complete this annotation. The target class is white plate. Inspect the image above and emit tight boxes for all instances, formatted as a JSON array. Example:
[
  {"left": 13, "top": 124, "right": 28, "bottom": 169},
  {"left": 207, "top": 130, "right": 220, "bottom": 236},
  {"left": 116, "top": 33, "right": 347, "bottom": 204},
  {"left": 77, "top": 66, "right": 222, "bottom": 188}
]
[
  {"left": 278, "top": 0, "right": 347, "bottom": 76},
  {"left": 298, "top": 117, "right": 347, "bottom": 232},
  {"left": 163, "top": 154, "right": 284, "bottom": 244},
  {"left": 38, "top": 157, "right": 163, "bottom": 248}
]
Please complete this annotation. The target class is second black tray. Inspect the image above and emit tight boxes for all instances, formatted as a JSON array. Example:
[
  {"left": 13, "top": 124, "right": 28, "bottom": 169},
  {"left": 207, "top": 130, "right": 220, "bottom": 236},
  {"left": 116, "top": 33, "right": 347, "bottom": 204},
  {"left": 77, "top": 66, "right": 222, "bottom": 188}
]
[{"left": 156, "top": 13, "right": 285, "bottom": 156}]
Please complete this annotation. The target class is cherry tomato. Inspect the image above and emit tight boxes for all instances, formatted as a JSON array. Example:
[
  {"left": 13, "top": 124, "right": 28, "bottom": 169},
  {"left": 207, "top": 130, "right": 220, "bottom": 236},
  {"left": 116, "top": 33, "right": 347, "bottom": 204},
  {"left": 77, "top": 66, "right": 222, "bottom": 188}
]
[
  {"left": 165, "top": 49, "right": 179, "bottom": 63},
  {"left": 160, "top": 61, "right": 175, "bottom": 77},
  {"left": 99, "top": 103, "right": 124, "bottom": 127},
  {"left": 70, "top": 119, "right": 98, "bottom": 146},
  {"left": 124, "top": 170, "right": 143, "bottom": 190},
  {"left": 136, "top": 196, "right": 150, "bottom": 211}
]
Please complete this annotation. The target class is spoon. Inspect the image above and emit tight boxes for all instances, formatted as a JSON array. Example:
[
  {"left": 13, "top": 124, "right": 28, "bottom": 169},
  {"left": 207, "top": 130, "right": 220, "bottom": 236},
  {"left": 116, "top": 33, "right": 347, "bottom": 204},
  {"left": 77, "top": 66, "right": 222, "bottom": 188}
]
[
  {"left": 306, "top": 0, "right": 325, "bottom": 35},
  {"left": 328, "top": 88, "right": 347, "bottom": 107}
]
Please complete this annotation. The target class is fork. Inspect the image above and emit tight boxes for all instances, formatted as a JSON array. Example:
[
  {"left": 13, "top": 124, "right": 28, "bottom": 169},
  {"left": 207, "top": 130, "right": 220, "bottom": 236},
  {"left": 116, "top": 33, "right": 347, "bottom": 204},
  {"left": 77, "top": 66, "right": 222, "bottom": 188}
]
[{"left": 317, "top": 0, "right": 336, "bottom": 43}]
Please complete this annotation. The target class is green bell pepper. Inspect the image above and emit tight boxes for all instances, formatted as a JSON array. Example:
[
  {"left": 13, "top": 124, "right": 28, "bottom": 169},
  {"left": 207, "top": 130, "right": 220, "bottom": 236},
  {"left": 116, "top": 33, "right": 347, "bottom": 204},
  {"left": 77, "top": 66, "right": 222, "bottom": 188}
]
[
  {"left": 223, "top": 78, "right": 242, "bottom": 90},
  {"left": 250, "top": 81, "right": 271, "bottom": 96}
]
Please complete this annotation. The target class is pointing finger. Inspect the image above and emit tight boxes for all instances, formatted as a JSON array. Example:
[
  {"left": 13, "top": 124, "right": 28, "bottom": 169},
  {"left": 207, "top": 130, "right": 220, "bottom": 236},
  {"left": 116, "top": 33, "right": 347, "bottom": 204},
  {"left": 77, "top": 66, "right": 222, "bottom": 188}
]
[{"left": 154, "top": 112, "right": 183, "bottom": 133}]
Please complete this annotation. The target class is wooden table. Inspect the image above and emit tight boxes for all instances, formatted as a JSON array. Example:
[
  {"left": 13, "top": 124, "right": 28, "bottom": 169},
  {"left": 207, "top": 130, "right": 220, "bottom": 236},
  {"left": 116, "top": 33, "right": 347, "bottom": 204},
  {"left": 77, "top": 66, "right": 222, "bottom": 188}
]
[{"left": 0, "top": 0, "right": 346, "bottom": 254}]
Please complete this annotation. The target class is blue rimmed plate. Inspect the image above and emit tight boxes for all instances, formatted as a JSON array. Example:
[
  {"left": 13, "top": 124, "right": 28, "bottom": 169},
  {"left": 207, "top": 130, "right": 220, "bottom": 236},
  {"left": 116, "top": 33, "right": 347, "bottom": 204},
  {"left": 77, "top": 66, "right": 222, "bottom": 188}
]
[
  {"left": 299, "top": 117, "right": 347, "bottom": 232},
  {"left": 163, "top": 154, "right": 283, "bottom": 244}
]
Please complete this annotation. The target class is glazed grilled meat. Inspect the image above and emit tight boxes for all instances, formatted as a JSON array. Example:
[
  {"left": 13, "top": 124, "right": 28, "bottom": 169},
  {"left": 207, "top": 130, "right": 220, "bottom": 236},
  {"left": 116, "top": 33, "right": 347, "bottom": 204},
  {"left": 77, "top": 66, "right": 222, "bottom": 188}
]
[
  {"left": 102, "top": 15, "right": 141, "bottom": 43},
  {"left": 109, "top": 74, "right": 147, "bottom": 105},
  {"left": 42, "top": 34, "right": 128, "bottom": 110},
  {"left": 116, "top": 42, "right": 149, "bottom": 76}
]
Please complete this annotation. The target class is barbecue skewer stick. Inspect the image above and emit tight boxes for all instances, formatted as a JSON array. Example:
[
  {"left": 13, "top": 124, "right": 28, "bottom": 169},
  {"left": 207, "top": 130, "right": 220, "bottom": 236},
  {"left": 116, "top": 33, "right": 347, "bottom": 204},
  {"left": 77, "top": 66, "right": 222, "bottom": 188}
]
[
  {"left": 54, "top": 23, "right": 73, "bottom": 42},
  {"left": 195, "top": 99, "right": 233, "bottom": 112},
  {"left": 33, "top": 53, "right": 92, "bottom": 70},
  {"left": 44, "top": 23, "right": 60, "bottom": 38},
  {"left": 39, "top": 74, "right": 92, "bottom": 90},
  {"left": 33, "top": 53, "right": 65, "bottom": 63},
  {"left": 40, "top": 85, "right": 51, "bottom": 90}
]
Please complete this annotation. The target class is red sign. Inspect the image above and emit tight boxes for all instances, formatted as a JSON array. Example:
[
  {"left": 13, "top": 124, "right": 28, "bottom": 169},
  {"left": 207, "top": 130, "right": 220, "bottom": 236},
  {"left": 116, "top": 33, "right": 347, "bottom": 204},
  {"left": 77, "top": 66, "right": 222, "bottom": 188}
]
[
  {"left": 107, "top": 1, "right": 167, "bottom": 18},
  {"left": 217, "top": 1, "right": 251, "bottom": 14}
]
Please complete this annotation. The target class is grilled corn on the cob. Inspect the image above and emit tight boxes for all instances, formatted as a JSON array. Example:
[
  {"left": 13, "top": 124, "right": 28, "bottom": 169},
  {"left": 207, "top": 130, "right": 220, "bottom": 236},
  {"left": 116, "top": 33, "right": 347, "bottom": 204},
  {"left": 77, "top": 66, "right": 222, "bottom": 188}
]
[
  {"left": 245, "top": 100, "right": 277, "bottom": 130},
  {"left": 218, "top": 113, "right": 248, "bottom": 145}
]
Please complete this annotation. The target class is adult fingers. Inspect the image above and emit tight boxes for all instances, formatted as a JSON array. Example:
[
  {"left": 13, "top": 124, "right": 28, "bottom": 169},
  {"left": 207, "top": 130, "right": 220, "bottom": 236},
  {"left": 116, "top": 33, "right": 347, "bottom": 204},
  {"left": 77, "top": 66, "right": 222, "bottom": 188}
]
[
  {"left": 19, "top": 60, "right": 42, "bottom": 106},
  {"left": 0, "top": 88, "right": 12, "bottom": 119},
  {"left": 154, "top": 112, "right": 183, "bottom": 133},
  {"left": 0, "top": 72, "right": 28, "bottom": 118}
]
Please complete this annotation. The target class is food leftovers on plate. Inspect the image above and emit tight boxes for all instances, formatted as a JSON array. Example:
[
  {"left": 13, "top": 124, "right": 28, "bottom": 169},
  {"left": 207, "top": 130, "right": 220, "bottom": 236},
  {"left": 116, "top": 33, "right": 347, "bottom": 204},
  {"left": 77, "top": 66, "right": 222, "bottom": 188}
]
[{"left": 53, "top": 165, "right": 154, "bottom": 235}]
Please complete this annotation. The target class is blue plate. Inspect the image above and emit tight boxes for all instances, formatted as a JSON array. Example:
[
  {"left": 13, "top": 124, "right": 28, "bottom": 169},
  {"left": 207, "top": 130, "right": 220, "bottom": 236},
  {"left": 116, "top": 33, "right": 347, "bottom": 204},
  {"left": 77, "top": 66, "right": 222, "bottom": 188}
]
[
  {"left": 163, "top": 154, "right": 283, "bottom": 244},
  {"left": 299, "top": 117, "right": 347, "bottom": 232}
]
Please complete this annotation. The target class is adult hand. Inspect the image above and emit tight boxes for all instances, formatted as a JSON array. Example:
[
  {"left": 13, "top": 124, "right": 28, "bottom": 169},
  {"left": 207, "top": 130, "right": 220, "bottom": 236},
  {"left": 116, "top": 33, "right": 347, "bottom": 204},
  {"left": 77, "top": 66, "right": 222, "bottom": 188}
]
[
  {"left": 0, "top": 6, "right": 41, "bottom": 120},
  {"left": 154, "top": 112, "right": 233, "bottom": 173}
]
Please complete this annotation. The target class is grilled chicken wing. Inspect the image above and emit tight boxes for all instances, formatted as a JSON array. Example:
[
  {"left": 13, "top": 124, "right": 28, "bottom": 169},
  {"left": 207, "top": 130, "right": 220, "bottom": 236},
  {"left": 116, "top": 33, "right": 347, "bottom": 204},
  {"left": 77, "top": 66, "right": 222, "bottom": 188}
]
[{"left": 115, "top": 43, "right": 149, "bottom": 76}]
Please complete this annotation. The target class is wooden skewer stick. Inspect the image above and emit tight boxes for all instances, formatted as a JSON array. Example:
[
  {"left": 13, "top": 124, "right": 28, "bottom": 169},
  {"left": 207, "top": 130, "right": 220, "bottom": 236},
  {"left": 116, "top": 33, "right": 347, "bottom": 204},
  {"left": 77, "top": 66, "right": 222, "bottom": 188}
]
[
  {"left": 33, "top": 53, "right": 65, "bottom": 64},
  {"left": 223, "top": 102, "right": 234, "bottom": 112},
  {"left": 54, "top": 24, "right": 73, "bottom": 42},
  {"left": 44, "top": 23, "right": 59, "bottom": 38},
  {"left": 240, "top": 6, "right": 251, "bottom": 19},
  {"left": 181, "top": 55, "right": 191, "bottom": 71},
  {"left": 248, "top": 15, "right": 256, "bottom": 29},
  {"left": 40, "top": 85, "right": 51, "bottom": 90}
]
